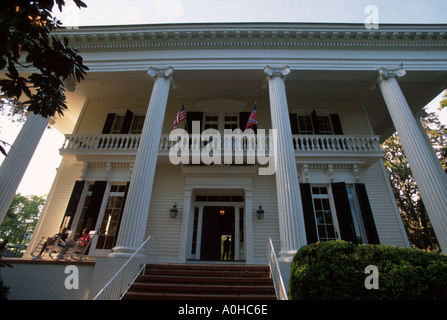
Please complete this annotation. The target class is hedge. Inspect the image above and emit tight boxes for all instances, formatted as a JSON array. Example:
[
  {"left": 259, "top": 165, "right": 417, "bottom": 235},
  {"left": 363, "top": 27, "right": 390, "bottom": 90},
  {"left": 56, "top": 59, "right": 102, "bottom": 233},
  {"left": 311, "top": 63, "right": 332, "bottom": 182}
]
[{"left": 289, "top": 240, "right": 447, "bottom": 300}]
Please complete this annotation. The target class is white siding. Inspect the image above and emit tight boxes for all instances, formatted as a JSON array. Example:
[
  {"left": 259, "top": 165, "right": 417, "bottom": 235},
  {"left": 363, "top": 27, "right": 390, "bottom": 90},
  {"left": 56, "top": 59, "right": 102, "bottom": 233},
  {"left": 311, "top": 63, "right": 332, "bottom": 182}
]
[
  {"left": 252, "top": 174, "right": 281, "bottom": 263},
  {"left": 145, "top": 165, "right": 184, "bottom": 262},
  {"left": 25, "top": 156, "right": 83, "bottom": 258}
]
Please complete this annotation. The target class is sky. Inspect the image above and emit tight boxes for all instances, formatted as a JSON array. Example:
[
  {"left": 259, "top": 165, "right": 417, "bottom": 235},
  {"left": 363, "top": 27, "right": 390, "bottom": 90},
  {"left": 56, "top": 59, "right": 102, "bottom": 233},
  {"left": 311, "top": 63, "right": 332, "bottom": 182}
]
[{"left": 0, "top": 0, "right": 446, "bottom": 196}]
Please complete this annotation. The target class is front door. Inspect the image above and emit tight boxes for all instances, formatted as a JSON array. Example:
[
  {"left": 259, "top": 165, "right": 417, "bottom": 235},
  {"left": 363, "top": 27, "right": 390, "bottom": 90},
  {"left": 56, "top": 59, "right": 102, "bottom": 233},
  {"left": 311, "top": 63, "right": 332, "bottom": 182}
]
[{"left": 200, "top": 206, "right": 235, "bottom": 261}]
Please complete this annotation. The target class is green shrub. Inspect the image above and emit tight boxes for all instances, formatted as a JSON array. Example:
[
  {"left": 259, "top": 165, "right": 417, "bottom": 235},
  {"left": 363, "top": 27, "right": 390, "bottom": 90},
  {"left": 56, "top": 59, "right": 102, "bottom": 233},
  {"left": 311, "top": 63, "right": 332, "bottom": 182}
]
[{"left": 289, "top": 240, "right": 447, "bottom": 300}]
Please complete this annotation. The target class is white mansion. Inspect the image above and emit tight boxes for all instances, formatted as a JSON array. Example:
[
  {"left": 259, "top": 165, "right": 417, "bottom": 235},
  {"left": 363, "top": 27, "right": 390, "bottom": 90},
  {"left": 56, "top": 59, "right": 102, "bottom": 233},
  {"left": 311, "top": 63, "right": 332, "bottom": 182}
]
[{"left": 1, "top": 22, "right": 447, "bottom": 300}]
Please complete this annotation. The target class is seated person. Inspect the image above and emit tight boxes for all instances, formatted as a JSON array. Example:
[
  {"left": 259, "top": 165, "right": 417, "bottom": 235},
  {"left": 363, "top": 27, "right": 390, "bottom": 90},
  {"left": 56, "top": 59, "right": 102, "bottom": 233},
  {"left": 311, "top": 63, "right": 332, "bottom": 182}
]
[
  {"left": 32, "top": 227, "right": 69, "bottom": 260},
  {"left": 56, "top": 228, "right": 91, "bottom": 260}
]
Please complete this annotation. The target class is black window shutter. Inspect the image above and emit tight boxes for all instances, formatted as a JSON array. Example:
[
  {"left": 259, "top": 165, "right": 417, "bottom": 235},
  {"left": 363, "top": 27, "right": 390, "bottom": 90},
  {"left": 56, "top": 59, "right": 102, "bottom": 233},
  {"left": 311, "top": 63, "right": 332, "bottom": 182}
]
[
  {"left": 83, "top": 181, "right": 107, "bottom": 232},
  {"left": 60, "top": 180, "right": 86, "bottom": 230},
  {"left": 186, "top": 112, "right": 203, "bottom": 134},
  {"left": 311, "top": 110, "right": 319, "bottom": 134},
  {"left": 112, "top": 181, "right": 130, "bottom": 247},
  {"left": 102, "top": 113, "right": 116, "bottom": 134},
  {"left": 299, "top": 183, "right": 318, "bottom": 244},
  {"left": 330, "top": 114, "right": 343, "bottom": 135},
  {"left": 355, "top": 183, "right": 380, "bottom": 244},
  {"left": 331, "top": 182, "right": 357, "bottom": 244},
  {"left": 120, "top": 109, "right": 134, "bottom": 134},
  {"left": 289, "top": 113, "right": 299, "bottom": 134}
]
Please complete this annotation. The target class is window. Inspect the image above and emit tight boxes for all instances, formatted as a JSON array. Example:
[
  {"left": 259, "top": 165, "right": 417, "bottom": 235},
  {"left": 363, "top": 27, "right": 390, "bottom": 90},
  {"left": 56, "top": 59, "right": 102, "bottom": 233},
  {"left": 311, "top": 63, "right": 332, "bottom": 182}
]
[
  {"left": 191, "top": 207, "right": 199, "bottom": 255},
  {"left": 224, "top": 114, "right": 238, "bottom": 130},
  {"left": 102, "top": 111, "right": 145, "bottom": 134},
  {"left": 346, "top": 186, "right": 367, "bottom": 244},
  {"left": 110, "top": 116, "right": 125, "bottom": 134},
  {"left": 130, "top": 115, "right": 145, "bottom": 134},
  {"left": 95, "top": 184, "right": 126, "bottom": 250},
  {"left": 203, "top": 113, "right": 239, "bottom": 132},
  {"left": 297, "top": 115, "right": 313, "bottom": 134},
  {"left": 316, "top": 116, "right": 333, "bottom": 135},
  {"left": 291, "top": 111, "right": 343, "bottom": 135},
  {"left": 311, "top": 186, "right": 337, "bottom": 242},
  {"left": 204, "top": 114, "right": 219, "bottom": 130}
]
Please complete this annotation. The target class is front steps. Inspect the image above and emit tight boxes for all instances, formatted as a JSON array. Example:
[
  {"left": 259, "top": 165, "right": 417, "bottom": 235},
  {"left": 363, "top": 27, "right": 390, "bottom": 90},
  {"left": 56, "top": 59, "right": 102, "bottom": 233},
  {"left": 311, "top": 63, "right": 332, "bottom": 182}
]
[{"left": 123, "top": 263, "right": 277, "bottom": 300}]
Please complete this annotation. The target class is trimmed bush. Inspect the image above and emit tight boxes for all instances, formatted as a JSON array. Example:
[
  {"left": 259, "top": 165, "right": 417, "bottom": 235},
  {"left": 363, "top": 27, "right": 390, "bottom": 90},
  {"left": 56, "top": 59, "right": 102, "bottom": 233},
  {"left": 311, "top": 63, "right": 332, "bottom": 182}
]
[{"left": 289, "top": 240, "right": 447, "bottom": 300}]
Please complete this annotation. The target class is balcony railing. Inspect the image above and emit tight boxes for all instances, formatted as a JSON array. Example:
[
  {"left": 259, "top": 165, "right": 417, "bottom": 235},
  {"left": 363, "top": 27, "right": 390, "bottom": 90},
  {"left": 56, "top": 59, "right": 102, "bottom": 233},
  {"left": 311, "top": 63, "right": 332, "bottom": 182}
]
[{"left": 60, "top": 133, "right": 381, "bottom": 155}]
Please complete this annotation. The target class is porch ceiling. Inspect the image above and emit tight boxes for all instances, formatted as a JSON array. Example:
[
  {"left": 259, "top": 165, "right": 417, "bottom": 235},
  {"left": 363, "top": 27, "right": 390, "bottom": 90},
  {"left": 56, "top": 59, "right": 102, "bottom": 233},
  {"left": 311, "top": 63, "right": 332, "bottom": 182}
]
[{"left": 61, "top": 68, "right": 447, "bottom": 141}]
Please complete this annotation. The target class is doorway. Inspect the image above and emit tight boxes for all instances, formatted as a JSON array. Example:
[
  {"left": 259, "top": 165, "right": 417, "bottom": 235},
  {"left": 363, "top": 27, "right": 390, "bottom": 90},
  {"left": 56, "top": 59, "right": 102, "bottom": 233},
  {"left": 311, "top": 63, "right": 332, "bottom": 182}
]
[{"left": 200, "top": 206, "right": 235, "bottom": 261}]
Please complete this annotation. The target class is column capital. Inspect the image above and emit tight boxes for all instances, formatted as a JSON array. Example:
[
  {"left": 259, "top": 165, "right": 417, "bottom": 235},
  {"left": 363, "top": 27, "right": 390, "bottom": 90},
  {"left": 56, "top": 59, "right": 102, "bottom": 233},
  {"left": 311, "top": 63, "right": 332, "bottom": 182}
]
[
  {"left": 375, "top": 65, "right": 406, "bottom": 85},
  {"left": 147, "top": 66, "right": 175, "bottom": 82},
  {"left": 264, "top": 65, "right": 291, "bottom": 80}
]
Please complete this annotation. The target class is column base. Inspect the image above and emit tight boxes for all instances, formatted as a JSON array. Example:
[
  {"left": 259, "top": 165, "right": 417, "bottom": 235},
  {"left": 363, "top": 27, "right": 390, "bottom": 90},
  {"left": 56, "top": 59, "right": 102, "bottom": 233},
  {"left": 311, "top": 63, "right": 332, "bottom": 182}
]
[
  {"left": 278, "top": 250, "right": 297, "bottom": 263},
  {"left": 108, "top": 246, "right": 141, "bottom": 259}
]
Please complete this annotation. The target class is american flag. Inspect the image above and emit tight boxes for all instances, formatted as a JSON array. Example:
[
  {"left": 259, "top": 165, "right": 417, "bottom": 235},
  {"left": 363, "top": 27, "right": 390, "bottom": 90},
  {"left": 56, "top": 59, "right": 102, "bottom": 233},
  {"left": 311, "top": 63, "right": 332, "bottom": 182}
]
[
  {"left": 245, "top": 104, "right": 259, "bottom": 130},
  {"left": 172, "top": 104, "right": 186, "bottom": 130}
]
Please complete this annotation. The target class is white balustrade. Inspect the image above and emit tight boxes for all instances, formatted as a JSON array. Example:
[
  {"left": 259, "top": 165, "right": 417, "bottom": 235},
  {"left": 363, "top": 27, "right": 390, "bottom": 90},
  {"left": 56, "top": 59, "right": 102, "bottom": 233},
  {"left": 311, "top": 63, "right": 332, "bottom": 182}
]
[{"left": 61, "top": 134, "right": 380, "bottom": 154}]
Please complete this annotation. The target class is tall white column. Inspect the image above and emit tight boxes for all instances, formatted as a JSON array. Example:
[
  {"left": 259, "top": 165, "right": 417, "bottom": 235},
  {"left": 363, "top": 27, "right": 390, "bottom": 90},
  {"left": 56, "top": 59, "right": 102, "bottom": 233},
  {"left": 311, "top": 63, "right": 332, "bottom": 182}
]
[
  {"left": 264, "top": 65, "right": 307, "bottom": 261},
  {"left": 178, "top": 187, "right": 192, "bottom": 262},
  {"left": 376, "top": 66, "right": 447, "bottom": 253},
  {"left": 0, "top": 112, "right": 49, "bottom": 224},
  {"left": 110, "top": 66, "right": 174, "bottom": 258},
  {"left": 244, "top": 188, "right": 254, "bottom": 264}
]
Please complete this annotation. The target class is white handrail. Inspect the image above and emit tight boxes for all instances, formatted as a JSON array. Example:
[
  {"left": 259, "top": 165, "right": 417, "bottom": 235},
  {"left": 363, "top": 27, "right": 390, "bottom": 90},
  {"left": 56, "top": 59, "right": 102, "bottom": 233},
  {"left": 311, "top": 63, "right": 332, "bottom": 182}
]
[
  {"left": 93, "top": 236, "right": 155, "bottom": 300},
  {"left": 267, "top": 238, "right": 288, "bottom": 300}
]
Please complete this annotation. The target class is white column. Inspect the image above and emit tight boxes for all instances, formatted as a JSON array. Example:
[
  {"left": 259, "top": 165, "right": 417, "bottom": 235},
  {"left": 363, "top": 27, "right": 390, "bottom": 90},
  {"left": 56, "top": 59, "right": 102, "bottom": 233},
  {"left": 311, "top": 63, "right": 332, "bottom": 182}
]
[
  {"left": 110, "top": 66, "right": 174, "bottom": 258},
  {"left": 0, "top": 112, "right": 49, "bottom": 224},
  {"left": 376, "top": 66, "right": 447, "bottom": 253},
  {"left": 244, "top": 188, "right": 254, "bottom": 263},
  {"left": 177, "top": 187, "right": 192, "bottom": 262},
  {"left": 264, "top": 65, "right": 307, "bottom": 261}
]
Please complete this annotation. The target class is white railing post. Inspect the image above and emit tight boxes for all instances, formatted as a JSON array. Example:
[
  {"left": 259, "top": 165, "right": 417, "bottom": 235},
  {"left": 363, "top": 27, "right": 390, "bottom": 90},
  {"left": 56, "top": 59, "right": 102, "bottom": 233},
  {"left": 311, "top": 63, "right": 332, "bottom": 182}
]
[
  {"left": 267, "top": 238, "right": 288, "bottom": 300},
  {"left": 93, "top": 235, "right": 155, "bottom": 300}
]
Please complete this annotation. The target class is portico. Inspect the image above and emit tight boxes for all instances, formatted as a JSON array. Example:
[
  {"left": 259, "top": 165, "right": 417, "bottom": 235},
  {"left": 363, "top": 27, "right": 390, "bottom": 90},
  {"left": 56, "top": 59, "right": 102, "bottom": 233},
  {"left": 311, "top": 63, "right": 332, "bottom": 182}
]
[{"left": 0, "top": 23, "right": 443, "bottom": 301}]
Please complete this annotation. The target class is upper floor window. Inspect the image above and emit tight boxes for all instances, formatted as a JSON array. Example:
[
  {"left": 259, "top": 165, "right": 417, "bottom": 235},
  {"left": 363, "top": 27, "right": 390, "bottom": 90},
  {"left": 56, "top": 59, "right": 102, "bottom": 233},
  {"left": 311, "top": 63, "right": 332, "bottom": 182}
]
[
  {"left": 130, "top": 115, "right": 145, "bottom": 134},
  {"left": 110, "top": 115, "right": 125, "bottom": 134},
  {"left": 297, "top": 115, "right": 313, "bottom": 134},
  {"left": 102, "top": 110, "right": 145, "bottom": 134},
  {"left": 203, "top": 113, "right": 239, "bottom": 132},
  {"left": 290, "top": 110, "right": 343, "bottom": 135}
]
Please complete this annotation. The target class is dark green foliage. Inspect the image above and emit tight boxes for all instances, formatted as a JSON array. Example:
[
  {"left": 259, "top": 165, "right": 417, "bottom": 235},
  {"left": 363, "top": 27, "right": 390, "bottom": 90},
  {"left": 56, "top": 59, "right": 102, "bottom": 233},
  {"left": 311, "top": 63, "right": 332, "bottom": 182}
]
[
  {"left": 0, "top": 0, "right": 88, "bottom": 118},
  {"left": 289, "top": 240, "right": 447, "bottom": 300}
]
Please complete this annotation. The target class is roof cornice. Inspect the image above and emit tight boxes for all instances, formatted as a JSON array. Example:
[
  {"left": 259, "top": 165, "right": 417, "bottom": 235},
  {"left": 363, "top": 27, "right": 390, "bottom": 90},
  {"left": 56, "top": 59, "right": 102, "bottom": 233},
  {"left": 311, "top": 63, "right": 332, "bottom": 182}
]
[{"left": 52, "top": 23, "right": 447, "bottom": 51}]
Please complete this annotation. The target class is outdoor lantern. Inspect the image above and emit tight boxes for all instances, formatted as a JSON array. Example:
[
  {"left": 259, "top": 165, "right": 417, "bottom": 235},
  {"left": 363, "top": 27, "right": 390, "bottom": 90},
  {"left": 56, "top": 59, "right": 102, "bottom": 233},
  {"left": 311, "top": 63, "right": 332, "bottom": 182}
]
[
  {"left": 169, "top": 203, "right": 178, "bottom": 219},
  {"left": 219, "top": 207, "right": 225, "bottom": 216},
  {"left": 256, "top": 204, "right": 264, "bottom": 220}
]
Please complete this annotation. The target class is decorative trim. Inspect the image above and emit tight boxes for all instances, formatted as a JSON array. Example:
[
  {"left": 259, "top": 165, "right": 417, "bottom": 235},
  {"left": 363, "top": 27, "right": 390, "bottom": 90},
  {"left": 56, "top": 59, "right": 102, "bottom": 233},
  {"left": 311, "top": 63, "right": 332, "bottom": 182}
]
[
  {"left": 52, "top": 23, "right": 447, "bottom": 52},
  {"left": 180, "top": 164, "right": 257, "bottom": 177}
]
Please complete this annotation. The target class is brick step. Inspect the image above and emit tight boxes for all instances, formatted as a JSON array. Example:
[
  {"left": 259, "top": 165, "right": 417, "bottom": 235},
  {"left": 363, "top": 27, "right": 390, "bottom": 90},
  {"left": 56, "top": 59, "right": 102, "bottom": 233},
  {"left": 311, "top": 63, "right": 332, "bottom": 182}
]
[
  {"left": 123, "top": 263, "right": 277, "bottom": 300},
  {"left": 135, "top": 274, "right": 274, "bottom": 286},
  {"left": 122, "top": 291, "right": 277, "bottom": 301},
  {"left": 129, "top": 282, "right": 276, "bottom": 295},
  {"left": 144, "top": 268, "right": 271, "bottom": 278},
  {"left": 145, "top": 263, "right": 270, "bottom": 272},
  {"left": 144, "top": 264, "right": 271, "bottom": 278}
]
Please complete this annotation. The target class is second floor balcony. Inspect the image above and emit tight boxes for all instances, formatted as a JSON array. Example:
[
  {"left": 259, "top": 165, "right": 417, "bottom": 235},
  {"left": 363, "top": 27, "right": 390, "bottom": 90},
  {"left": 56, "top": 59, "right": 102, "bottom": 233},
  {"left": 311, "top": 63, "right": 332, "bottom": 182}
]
[{"left": 60, "top": 133, "right": 383, "bottom": 165}]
